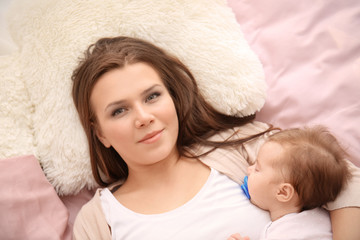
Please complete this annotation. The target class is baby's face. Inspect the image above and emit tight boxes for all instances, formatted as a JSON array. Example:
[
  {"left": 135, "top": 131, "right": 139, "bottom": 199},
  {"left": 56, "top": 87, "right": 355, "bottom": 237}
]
[{"left": 247, "top": 142, "right": 285, "bottom": 210}]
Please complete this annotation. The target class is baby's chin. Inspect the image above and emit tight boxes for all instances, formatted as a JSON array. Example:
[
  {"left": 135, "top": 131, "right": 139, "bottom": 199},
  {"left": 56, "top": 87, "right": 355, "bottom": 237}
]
[
  {"left": 249, "top": 198, "right": 257, "bottom": 206},
  {"left": 250, "top": 198, "right": 267, "bottom": 211}
]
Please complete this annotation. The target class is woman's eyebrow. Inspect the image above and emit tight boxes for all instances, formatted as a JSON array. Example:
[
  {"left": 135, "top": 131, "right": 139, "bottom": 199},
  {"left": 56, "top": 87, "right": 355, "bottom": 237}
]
[
  {"left": 141, "top": 84, "right": 162, "bottom": 97},
  {"left": 105, "top": 99, "right": 126, "bottom": 112}
]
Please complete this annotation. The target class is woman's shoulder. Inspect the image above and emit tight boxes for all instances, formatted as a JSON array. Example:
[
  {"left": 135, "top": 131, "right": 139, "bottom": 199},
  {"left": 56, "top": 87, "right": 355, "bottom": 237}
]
[
  {"left": 194, "top": 121, "right": 277, "bottom": 184},
  {"left": 77, "top": 188, "right": 103, "bottom": 218},
  {"left": 191, "top": 121, "right": 275, "bottom": 161},
  {"left": 207, "top": 121, "right": 272, "bottom": 142},
  {"left": 233, "top": 121, "right": 273, "bottom": 138},
  {"left": 73, "top": 188, "right": 111, "bottom": 240}
]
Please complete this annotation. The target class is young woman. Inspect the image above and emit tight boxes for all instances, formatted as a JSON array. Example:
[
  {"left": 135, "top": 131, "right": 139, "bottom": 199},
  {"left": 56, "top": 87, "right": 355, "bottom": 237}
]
[{"left": 72, "top": 36, "right": 360, "bottom": 239}]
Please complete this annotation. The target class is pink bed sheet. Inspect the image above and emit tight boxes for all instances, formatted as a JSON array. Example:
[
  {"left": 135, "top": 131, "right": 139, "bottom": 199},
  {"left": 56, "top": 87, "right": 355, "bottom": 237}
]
[
  {"left": 0, "top": 155, "right": 94, "bottom": 240},
  {"left": 0, "top": 155, "right": 72, "bottom": 240},
  {"left": 1, "top": 0, "right": 359, "bottom": 239},
  {"left": 228, "top": 0, "right": 360, "bottom": 167}
]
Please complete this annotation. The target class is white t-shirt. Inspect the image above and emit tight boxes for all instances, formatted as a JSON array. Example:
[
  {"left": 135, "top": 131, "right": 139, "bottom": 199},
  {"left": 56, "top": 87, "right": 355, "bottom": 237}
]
[
  {"left": 260, "top": 208, "right": 332, "bottom": 240},
  {"left": 100, "top": 168, "right": 270, "bottom": 240}
]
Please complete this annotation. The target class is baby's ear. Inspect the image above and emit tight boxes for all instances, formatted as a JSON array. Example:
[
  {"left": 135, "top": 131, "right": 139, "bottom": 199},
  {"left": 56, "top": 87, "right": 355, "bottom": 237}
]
[{"left": 276, "top": 183, "right": 295, "bottom": 203}]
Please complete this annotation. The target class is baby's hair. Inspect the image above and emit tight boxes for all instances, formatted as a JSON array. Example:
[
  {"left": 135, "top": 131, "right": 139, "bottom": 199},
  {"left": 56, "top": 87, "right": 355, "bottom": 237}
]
[{"left": 268, "top": 126, "right": 351, "bottom": 210}]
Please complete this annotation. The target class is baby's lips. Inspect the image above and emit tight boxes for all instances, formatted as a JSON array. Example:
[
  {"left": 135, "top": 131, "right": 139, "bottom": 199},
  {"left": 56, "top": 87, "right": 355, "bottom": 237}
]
[{"left": 241, "top": 176, "right": 251, "bottom": 200}]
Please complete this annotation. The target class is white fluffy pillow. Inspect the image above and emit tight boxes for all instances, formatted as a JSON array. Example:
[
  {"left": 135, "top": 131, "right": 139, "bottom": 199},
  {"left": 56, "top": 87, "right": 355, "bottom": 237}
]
[{"left": 0, "top": 0, "right": 266, "bottom": 195}]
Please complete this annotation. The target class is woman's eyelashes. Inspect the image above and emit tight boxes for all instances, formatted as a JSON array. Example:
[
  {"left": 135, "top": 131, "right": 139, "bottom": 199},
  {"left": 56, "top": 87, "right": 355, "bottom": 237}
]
[
  {"left": 111, "top": 107, "right": 126, "bottom": 117},
  {"left": 145, "top": 91, "right": 161, "bottom": 103}
]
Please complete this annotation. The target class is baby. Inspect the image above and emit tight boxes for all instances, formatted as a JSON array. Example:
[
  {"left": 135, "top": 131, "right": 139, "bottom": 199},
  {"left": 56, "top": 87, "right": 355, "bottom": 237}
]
[{"left": 229, "top": 126, "right": 351, "bottom": 240}]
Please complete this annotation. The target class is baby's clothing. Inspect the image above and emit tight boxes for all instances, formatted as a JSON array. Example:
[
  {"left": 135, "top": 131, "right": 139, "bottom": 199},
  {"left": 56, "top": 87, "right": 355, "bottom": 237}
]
[
  {"left": 100, "top": 168, "right": 270, "bottom": 240},
  {"left": 260, "top": 208, "right": 332, "bottom": 240}
]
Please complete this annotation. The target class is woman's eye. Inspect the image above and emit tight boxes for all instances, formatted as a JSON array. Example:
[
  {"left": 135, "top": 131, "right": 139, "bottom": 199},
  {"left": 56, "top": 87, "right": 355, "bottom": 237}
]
[
  {"left": 111, "top": 108, "right": 126, "bottom": 117},
  {"left": 146, "top": 92, "right": 160, "bottom": 102}
]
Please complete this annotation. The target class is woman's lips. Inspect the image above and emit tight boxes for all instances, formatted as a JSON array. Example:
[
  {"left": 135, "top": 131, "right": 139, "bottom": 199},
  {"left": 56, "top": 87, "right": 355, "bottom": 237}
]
[{"left": 138, "top": 130, "right": 163, "bottom": 143}]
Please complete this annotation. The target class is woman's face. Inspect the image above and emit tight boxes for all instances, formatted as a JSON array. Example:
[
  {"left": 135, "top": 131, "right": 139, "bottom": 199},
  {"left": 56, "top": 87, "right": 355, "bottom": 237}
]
[{"left": 90, "top": 62, "right": 179, "bottom": 170}]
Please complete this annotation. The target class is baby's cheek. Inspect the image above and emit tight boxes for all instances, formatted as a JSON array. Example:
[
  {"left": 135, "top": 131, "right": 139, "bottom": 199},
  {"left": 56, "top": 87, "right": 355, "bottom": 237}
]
[{"left": 247, "top": 180, "right": 259, "bottom": 203}]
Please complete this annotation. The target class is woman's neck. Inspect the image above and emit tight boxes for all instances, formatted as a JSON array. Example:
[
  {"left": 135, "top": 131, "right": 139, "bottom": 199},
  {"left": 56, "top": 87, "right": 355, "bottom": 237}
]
[
  {"left": 124, "top": 150, "right": 183, "bottom": 189},
  {"left": 113, "top": 155, "right": 211, "bottom": 214}
]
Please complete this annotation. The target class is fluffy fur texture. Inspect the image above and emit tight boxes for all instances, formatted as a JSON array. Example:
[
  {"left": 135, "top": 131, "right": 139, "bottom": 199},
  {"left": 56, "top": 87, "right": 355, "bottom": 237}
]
[{"left": 0, "top": 0, "right": 266, "bottom": 195}]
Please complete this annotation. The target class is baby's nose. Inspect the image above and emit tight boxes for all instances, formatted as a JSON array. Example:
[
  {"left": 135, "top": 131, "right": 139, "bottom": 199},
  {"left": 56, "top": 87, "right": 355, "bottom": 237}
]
[{"left": 247, "top": 165, "right": 254, "bottom": 175}]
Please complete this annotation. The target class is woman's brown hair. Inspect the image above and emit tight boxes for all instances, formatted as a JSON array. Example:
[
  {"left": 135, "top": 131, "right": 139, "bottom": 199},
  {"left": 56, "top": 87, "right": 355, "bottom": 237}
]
[
  {"left": 268, "top": 126, "right": 351, "bottom": 210},
  {"left": 72, "top": 36, "right": 270, "bottom": 186}
]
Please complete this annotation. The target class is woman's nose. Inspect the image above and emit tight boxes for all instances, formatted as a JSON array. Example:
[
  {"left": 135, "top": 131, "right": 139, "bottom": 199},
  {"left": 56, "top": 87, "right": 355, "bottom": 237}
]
[{"left": 134, "top": 105, "right": 154, "bottom": 128}]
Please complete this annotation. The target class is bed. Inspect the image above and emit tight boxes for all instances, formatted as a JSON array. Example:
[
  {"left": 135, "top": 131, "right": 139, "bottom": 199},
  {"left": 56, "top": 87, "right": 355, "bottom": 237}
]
[{"left": 1, "top": 0, "right": 359, "bottom": 239}]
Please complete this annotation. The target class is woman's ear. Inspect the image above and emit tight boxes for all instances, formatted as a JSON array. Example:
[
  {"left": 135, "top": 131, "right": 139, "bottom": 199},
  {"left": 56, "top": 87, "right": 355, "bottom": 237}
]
[
  {"left": 92, "top": 122, "right": 111, "bottom": 148},
  {"left": 276, "top": 183, "right": 295, "bottom": 203}
]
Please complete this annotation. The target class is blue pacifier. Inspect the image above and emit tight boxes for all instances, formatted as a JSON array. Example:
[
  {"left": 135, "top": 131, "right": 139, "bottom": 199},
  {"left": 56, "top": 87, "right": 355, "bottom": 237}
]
[{"left": 241, "top": 176, "right": 251, "bottom": 200}]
